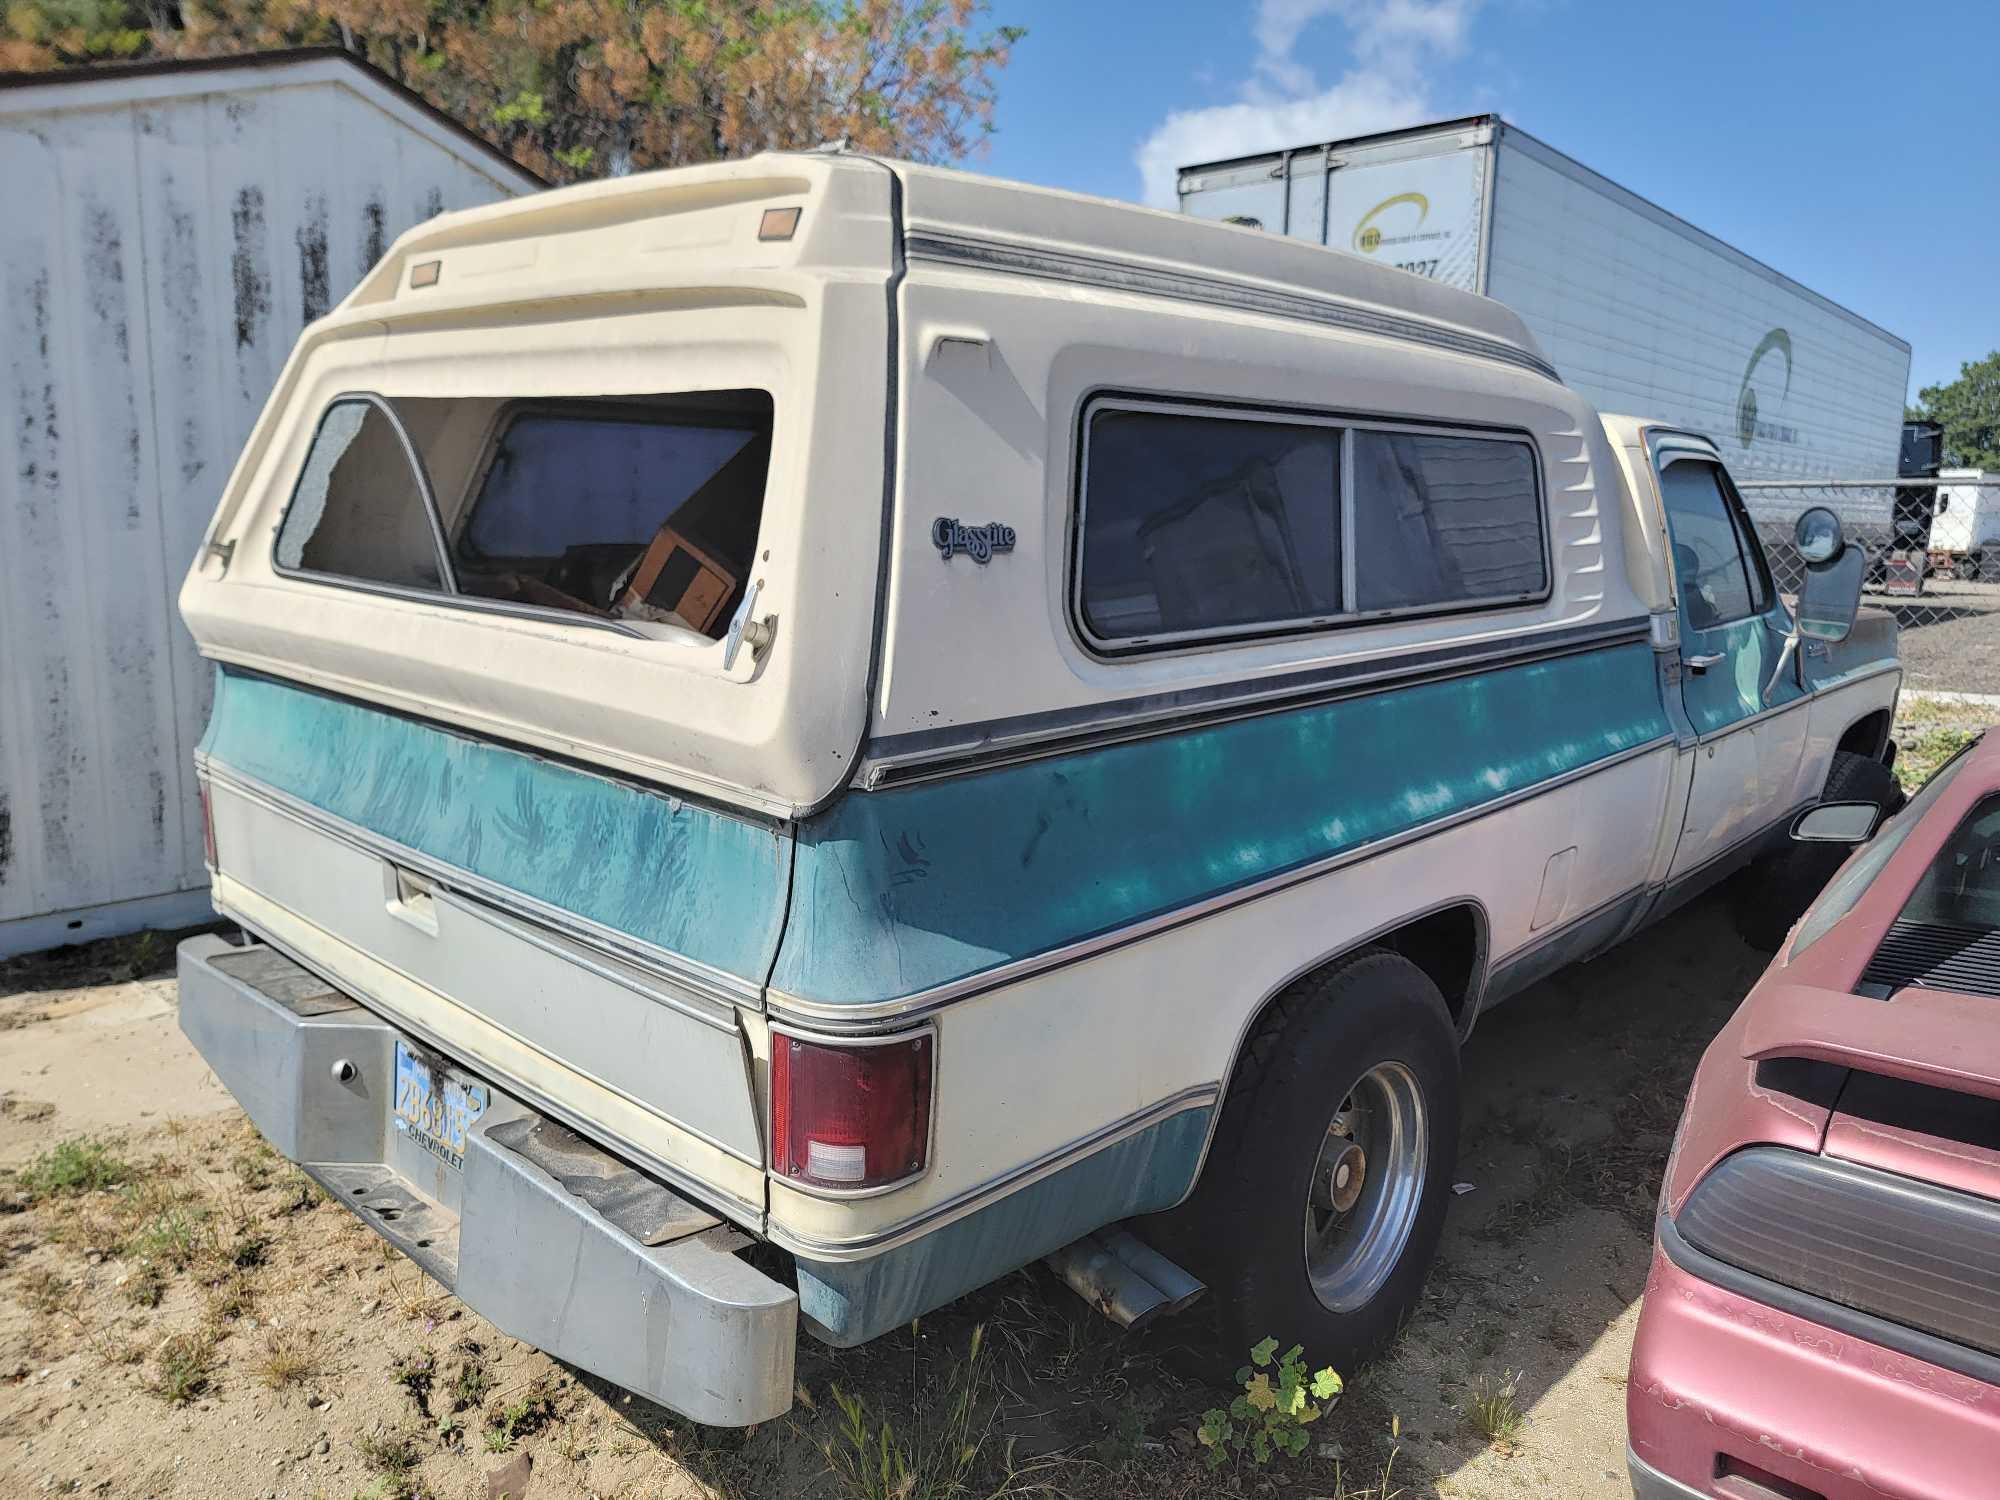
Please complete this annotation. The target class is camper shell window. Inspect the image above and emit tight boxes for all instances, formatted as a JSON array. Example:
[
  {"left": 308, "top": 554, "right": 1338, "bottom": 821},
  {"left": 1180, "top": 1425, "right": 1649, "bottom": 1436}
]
[
  {"left": 1074, "top": 396, "right": 1549, "bottom": 652},
  {"left": 274, "top": 390, "right": 774, "bottom": 641}
]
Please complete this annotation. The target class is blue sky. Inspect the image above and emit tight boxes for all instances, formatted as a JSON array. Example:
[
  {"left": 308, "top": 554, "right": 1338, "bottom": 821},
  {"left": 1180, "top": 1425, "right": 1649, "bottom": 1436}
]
[{"left": 973, "top": 0, "right": 1993, "bottom": 402}]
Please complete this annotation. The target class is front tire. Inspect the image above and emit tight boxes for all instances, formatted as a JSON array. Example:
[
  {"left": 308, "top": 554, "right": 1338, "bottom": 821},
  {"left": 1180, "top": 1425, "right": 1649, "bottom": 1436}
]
[{"left": 1178, "top": 950, "right": 1460, "bottom": 1369}]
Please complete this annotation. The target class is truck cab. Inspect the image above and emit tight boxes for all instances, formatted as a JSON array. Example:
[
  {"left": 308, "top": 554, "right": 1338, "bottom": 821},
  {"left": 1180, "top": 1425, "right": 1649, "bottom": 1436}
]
[
  {"left": 174, "top": 152, "right": 1900, "bottom": 1427},
  {"left": 1601, "top": 415, "right": 1901, "bottom": 931}
]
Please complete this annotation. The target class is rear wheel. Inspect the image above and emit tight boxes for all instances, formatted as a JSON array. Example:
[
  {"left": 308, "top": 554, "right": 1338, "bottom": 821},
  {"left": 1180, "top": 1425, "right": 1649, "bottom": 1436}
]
[
  {"left": 1178, "top": 950, "right": 1460, "bottom": 1369},
  {"left": 1732, "top": 749, "right": 1903, "bottom": 950}
]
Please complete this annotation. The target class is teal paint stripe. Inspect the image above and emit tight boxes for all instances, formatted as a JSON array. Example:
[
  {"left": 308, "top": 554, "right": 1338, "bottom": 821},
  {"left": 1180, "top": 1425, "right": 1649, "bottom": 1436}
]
[
  {"left": 796, "top": 1105, "right": 1212, "bottom": 1348},
  {"left": 775, "top": 640, "right": 1673, "bottom": 1006},
  {"left": 200, "top": 670, "right": 788, "bottom": 983}
]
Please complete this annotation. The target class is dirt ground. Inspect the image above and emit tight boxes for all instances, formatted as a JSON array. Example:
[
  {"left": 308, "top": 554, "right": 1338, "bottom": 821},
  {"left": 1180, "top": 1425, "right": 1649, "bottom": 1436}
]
[
  {"left": 1868, "top": 577, "right": 2000, "bottom": 695},
  {"left": 0, "top": 706, "right": 1985, "bottom": 1500},
  {"left": 0, "top": 902, "right": 1751, "bottom": 1500}
]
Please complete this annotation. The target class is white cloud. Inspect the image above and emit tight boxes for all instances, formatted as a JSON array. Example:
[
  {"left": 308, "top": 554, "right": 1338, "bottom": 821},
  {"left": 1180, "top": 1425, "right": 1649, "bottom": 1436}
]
[{"left": 1134, "top": 0, "right": 1482, "bottom": 208}]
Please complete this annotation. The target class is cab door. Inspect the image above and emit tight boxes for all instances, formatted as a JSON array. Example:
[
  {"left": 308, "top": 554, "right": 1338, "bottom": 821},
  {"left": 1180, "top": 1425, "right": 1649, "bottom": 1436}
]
[{"left": 1656, "top": 441, "right": 1810, "bottom": 882}]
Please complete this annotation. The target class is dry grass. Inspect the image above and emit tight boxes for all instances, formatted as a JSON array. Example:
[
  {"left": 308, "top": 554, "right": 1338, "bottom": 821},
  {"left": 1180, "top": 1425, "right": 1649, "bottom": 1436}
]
[
  {"left": 256, "top": 1326, "right": 329, "bottom": 1389},
  {"left": 17, "top": 1266, "right": 81, "bottom": 1316},
  {"left": 147, "top": 1328, "right": 220, "bottom": 1405},
  {"left": 1464, "top": 1370, "right": 1525, "bottom": 1449},
  {"left": 1894, "top": 695, "right": 1991, "bottom": 790}
]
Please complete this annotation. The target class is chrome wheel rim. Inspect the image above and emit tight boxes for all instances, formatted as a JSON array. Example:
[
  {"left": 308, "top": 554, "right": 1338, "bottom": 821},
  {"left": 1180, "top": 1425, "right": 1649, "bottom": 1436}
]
[{"left": 1303, "top": 1060, "right": 1428, "bottom": 1313}]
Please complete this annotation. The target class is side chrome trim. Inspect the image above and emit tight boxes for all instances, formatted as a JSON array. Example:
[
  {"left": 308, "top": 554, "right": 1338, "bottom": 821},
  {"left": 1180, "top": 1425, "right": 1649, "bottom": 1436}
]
[
  {"left": 903, "top": 230, "right": 1563, "bottom": 383},
  {"left": 1170, "top": 894, "right": 1494, "bottom": 1213},
  {"left": 771, "top": 732, "right": 1677, "bottom": 1029},
  {"left": 1692, "top": 693, "right": 1812, "bottom": 747},
  {"left": 218, "top": 908, "right": 769, "bottom": 1230},
  {"left": 201, "top": 760, "right": 762, "bottom": 1021},
  {"left": 1804, "top": 658, "right": 1902, "bottom": 699},
  {"left": 857, "top": 615, "right": 1653, "bottom": 789},
  {"left": 767, "top": 1084, "right": 1219, "bottom": 1262}
]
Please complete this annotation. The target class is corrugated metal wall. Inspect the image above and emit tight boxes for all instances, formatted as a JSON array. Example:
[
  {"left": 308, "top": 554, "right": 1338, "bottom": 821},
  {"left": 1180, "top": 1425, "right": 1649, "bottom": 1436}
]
[
  {"left": 1483, "top": 134, "right": 1909, "bottom": 515},
  {"left": 0, "top": 60, "right": 535, "bottom": 952}
]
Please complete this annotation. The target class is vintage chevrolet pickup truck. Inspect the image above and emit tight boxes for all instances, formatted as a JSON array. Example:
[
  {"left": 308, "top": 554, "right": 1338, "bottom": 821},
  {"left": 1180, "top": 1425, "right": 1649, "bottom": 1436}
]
[{"left": 173, "top": 151, "right": 1901, "bottom": 1425}]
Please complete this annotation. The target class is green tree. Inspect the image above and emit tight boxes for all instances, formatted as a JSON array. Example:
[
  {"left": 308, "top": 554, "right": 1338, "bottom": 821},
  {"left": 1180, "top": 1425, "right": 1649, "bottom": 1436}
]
[
  {"left": 3, "top": 0, "right": 1023, "bottom": 187},
  {"left": 1910, "top": 352, "right": 2000, "bottom": 470}
]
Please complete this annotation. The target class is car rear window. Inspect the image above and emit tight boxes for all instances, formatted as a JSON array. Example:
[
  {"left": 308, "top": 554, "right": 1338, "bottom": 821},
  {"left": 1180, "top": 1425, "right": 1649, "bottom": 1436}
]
[
  {"left": 1792, "top": 743, "right": 1978, "bottom": 959},
  {"left": 275, "top": 391, "right": 773, "bottom": 641},
  {"left": 1859, "top": 789, "right": 2000, "bottom": 998}
]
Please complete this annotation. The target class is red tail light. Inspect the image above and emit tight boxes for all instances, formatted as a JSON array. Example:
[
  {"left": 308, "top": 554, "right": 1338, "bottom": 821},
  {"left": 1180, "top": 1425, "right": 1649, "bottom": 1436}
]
[
  {"left": 770, "top": 1029, "right": 933, "bottom": 1191},
  {"left": 198, "top": 777, "right": 217, "bottom": 868}
]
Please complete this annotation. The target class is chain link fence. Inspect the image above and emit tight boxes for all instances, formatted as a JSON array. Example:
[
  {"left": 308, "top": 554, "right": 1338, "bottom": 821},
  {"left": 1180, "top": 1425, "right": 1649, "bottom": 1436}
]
[{"left": 1742, "top": 478, "right": 2000, "bottom": 698}]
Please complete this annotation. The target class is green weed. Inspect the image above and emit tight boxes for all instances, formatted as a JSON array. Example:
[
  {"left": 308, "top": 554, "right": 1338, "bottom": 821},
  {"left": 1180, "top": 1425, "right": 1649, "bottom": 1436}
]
[
  {"left": 482, "top": 1373, "right": 561, "bottom": 1453},
  {"left": 148, "top": 1329, "right": 219, "bottom": 1405},
  {"left": 1465, "top": 1369, "right": 1525, "bottom": 1447},
  {"left": 15, "top": 1136, "right": 132, "bottom": 1200},
  {"left": 824, "top": 1323, "right": 994, "bottom": 1500},
  {"left": 1197, "top": 1336, "right": 1342, "bottom": 1470}
]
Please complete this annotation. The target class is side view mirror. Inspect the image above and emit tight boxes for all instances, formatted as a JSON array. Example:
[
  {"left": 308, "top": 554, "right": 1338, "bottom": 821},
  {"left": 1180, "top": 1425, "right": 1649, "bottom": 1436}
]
[
  {"left": 1762, "top": 506, "right": 1865, "bottom": 705},
  {"left": 1792, "top": 800, "right": 1882, "bottom": 844},
  {"left": 1793, "top": 506, "right": 1864, "bottom": 645}
]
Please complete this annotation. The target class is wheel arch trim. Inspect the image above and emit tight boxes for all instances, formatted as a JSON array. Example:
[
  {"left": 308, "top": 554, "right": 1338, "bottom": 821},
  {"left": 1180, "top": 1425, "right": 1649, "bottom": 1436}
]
[{"left": 1171, "top": 896, "right": 1490, "bottom": 1208}]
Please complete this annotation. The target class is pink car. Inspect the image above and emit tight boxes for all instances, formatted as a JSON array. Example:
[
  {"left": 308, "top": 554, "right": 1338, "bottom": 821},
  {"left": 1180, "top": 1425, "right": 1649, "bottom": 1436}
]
[{"left": 1629, "top": 728, "right": 2000, "bottom": 1500}]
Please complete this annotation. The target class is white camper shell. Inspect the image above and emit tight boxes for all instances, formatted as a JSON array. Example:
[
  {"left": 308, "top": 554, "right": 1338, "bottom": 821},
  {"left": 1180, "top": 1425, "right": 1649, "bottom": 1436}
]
[{"left": 177, "top": 151, "right": 1900, "bottom": 1426}]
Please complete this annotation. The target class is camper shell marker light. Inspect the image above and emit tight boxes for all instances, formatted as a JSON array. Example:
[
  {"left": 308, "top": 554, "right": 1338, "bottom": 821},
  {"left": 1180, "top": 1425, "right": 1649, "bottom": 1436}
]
[{"left": 758, "top": 207, "right": 802, "bottom": 242}]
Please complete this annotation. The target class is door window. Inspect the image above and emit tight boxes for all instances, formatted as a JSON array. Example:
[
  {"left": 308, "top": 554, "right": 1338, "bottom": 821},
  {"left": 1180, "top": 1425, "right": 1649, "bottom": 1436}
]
[{"left": 1659, "top": 459, "right": 1768, "bottom": 629}]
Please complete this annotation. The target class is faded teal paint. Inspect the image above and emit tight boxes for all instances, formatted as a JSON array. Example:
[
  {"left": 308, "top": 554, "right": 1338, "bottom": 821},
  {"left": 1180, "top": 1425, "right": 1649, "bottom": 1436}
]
[
  {"left": 1804, "top": 612, "right": 1901, "bottom": 695},
  {"left": 1675, "top": 603, "right": 1807, "bottom": 737},
  {"left": 795, "top": 1104, "right": 1213, "bottom": 1347},
  {"left": 199, "top": 669, "right": 788, "bottom": 983},
  {"left": 775, "top": 641, "right": 1671, "bottom": 1005}
]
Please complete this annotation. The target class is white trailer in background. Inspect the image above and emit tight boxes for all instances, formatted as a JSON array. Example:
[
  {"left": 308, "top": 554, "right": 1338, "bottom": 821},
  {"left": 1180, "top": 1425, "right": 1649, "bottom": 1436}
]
[
  {"left": 0, "top": 49, "right": 541, "bottom": 957},
  {"left": 1931, "top": 470, "right": 2000, "bottom": 577},
  {"left": 1177, "top": 116, "right": 1911, "bottom": 531}
]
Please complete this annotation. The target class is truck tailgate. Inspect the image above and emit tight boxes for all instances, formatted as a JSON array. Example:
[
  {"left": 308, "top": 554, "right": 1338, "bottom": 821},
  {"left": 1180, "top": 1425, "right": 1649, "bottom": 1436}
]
[{"left": 198, "top": 668, "right": 784, "bottom": 1225}]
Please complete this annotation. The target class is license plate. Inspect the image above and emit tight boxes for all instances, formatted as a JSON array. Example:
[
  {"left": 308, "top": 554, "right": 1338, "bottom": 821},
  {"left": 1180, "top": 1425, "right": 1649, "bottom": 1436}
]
[{"left": 393, "top": 1041, "right": 488, "bottom": 1172}]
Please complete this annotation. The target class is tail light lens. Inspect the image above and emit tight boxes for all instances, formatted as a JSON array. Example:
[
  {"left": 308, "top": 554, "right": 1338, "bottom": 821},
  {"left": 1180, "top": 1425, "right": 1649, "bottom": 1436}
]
[
  {"left": 1676, "top": 1145, "right": 2000, "bottom": 1360},
  {"left": 770, "top": 1030, "right": 933, "bottom": 1191},
  {"left": 198, "top": 777, "right": 217, "bottom": 868}
]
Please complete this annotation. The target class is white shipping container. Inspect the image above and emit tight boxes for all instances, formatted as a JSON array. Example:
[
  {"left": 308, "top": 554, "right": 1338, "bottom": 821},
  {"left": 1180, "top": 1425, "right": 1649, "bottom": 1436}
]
[
  {"left": 0, "top": 50, "right": 541, "bottom": 956},
  {"left": 1178, "top": 117, "right": 1911, "bottom": 524}
]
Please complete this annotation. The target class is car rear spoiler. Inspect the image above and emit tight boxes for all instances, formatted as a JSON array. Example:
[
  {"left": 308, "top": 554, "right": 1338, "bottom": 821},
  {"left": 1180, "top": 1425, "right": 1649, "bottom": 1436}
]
[{"left": 1741, "top": 981, "right": 2000, "bottom": 1104}]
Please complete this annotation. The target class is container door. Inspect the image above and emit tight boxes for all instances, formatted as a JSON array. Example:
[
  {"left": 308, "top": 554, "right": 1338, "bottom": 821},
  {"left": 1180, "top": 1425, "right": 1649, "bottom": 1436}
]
[{"left": 1659, "top": 452, "right": 1810, "bottom": 881}]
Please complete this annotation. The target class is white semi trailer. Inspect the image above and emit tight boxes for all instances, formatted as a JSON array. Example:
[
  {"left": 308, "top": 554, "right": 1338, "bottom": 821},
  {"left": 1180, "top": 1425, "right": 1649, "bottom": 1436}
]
[{"left": 1177, "top": 115, "right": 1911, "bottom": 528}]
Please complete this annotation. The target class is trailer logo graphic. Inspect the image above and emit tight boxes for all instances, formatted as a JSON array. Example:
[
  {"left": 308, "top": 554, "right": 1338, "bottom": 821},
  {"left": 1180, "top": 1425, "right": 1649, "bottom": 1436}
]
[
  {"left": 1353, "top": 192, "right": 1443, "bottom": 255},
  {"left": 1737, "top": 328, "right": 1798, "bottom": 448}
]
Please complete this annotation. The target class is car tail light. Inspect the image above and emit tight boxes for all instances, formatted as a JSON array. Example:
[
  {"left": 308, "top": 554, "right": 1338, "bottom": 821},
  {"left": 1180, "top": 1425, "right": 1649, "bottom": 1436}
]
[
  {"left": 198, "top": 777, "right": 217, "bottom": 868},
  {"left": 770, "top": 1030, "right": 932, "bottom": 1191},
  {"left": 1675, "top": 1145, "right": 2000, "bottom": 1359}
]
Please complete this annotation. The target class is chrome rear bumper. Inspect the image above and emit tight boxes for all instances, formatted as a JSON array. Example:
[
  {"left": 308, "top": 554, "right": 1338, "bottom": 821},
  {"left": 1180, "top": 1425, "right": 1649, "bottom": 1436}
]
[{"left": 176, "top": 933, "right": 795, "bottom": 1426}]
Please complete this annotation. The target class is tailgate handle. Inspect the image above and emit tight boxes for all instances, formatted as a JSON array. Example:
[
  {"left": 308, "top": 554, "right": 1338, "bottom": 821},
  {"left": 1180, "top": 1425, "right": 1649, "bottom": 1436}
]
[{"left": 386, "top": 865, "right": 440, "bottom": 936}]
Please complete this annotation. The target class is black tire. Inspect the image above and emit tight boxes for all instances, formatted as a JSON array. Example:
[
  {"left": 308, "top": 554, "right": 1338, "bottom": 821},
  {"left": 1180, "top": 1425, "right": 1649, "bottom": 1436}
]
[
  {"left": 1732, "top": 749, "right": 1903, "bottom": 950},
  {"left": 1175, "top": 949, "right": 1460, "bottom": 1370}
]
